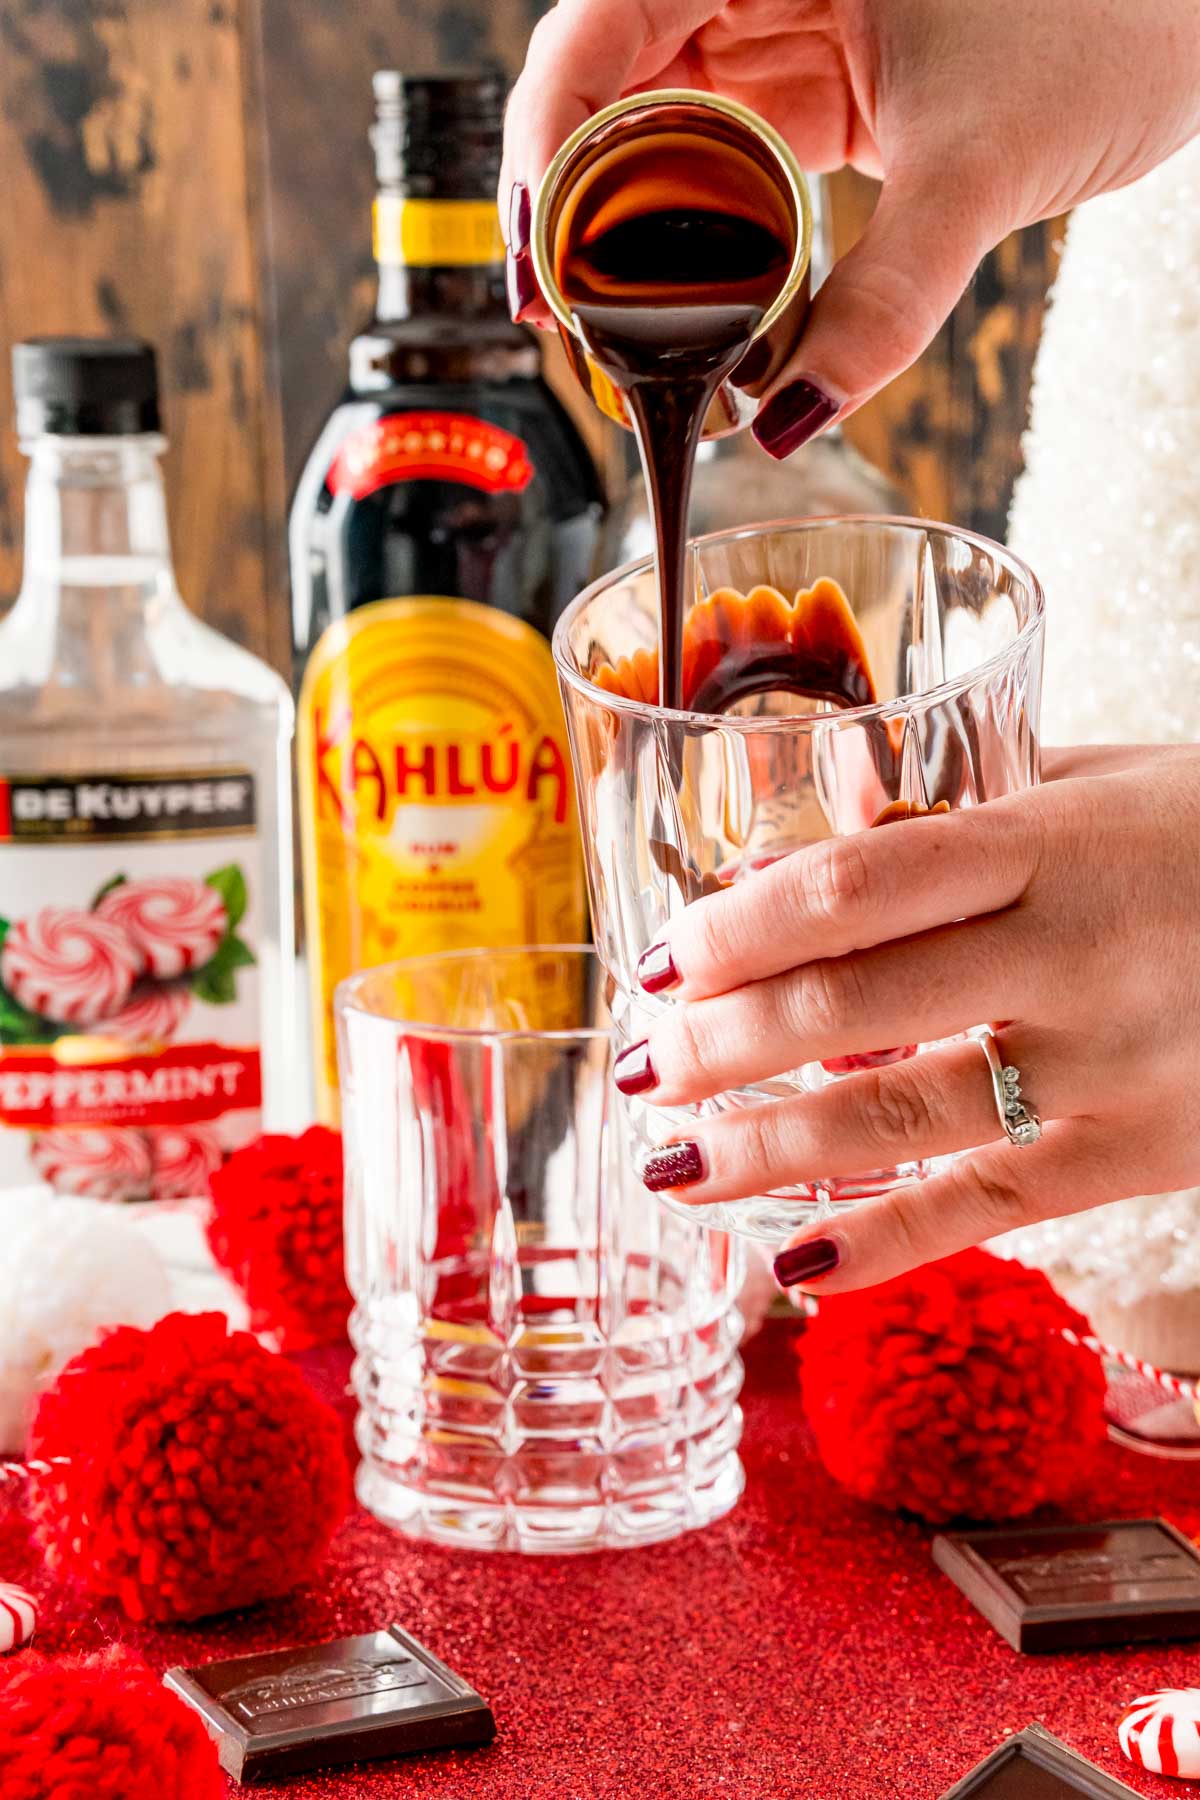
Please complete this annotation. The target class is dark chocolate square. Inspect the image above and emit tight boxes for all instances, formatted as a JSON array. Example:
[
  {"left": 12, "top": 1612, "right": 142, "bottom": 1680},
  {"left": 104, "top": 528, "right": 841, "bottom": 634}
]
[
  {"left": 932, "top": 1516, "right": 1200, "bottom": 1652},
  {"left": 939, "top": 1725, "right": 1144, "bottom": 1798},
  {"left": 164, "top": 1625, "right": 496, "bottom": 1782}
]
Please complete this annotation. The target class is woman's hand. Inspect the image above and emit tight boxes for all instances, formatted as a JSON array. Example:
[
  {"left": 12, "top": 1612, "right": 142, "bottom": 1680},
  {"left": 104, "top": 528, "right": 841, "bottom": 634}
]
[
  {"left": 501, "top": 0, "right": 1200, "bottom": 455},
  {"left": 615, "top": 747, "right": 1200, "bottom": 1292}
]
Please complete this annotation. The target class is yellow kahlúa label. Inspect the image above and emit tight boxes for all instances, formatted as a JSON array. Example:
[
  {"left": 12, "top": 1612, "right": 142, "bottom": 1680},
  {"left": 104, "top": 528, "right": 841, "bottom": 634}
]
[
  {"left": 297, "top": 597, "right": 587, "bottom": 1118},
  {"left": 373, "top": 196, "right": 505, "bottom": 268}
]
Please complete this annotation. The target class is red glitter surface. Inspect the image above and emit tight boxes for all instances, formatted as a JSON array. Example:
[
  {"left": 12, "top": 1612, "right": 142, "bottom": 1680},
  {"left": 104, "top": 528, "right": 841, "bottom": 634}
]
[{"left": 2, "top": 1322, "right": 1197, "bottom": 1800}]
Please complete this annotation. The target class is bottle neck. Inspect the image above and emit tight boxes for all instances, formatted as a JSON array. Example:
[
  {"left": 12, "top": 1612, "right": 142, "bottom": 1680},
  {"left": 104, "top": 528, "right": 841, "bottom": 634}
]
[
  {"left": 17, "top": 435, "right": 177, "bottom": 619},
  {"left": 375, "top": 260, "right": 508, "bottom": 322},
  {"left": 372, "top": 192, "right": 509, "bottom": 323}
]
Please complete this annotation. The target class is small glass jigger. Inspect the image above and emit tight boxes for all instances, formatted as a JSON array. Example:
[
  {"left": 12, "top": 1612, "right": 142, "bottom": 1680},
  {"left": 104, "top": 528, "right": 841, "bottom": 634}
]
[
  {"left": 553, "top": 517, "right": 1046, "bottom": 1242},
  {"left": 337, "top": 947, "right": 744, "bottom": 1551}
]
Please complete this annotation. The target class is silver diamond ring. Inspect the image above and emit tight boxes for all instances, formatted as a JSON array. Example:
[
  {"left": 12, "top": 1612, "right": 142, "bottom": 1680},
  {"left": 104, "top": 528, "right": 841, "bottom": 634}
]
[{"left": 975, "top": 1027, "right": 1043, "bottom": 1147}]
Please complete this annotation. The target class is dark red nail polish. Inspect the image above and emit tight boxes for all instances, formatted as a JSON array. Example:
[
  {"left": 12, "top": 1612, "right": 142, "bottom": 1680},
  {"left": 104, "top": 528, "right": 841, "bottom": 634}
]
[
  {"left": 508, "top": 181, "right": 531, "bottom": 256},
  {"left": 752, "top": 380, "right": 839, "bottom": 461},
  {"left": 637, "top": 942, "right": 680, "bottom": 994},
  {"left": 642, "top": 1141, "right": 705, "bottom": 1191},
  {"left": 614, "top": 1039, "right": 657, "bottom": 1096},
  {"left": 773, "top": 1237, "right": 840, "bottom": 1287},
  {"left": 506, "top": 249, "right": 536, "bottom": 321}
]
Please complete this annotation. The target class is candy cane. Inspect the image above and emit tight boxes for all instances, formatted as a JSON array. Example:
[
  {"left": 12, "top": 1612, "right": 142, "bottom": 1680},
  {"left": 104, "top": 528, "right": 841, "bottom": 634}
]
[
  {"left": 1060, "top": 1326, "right": 1198, "bottom": 1405},
  {"left": 0, "top": 1456, "right": 72, "bottom": 1489}
]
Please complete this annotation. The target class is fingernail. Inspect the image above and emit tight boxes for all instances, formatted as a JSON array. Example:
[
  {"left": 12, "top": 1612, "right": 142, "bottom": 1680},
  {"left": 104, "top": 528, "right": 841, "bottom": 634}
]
[
  {"left": 506, "top": 249, "right": 536, "bottom": 321},
  {"left": 773, "top": 1236, "right": 840, "bottom": 1287},
  {"left": 752, "top": 379, "right": 839, "bottom": 461},
  {"left": 508, "top": 181, "right": 531, "bottom": 256},
  {"left": 614, "top": 1039, "right": 657, "bottom": 1096},
  {"left": 637, "top": 942, "right": 680, "bottom": 994},
  {"left": 642, "top": 1141, "right": 705, "bottom": 1192}
]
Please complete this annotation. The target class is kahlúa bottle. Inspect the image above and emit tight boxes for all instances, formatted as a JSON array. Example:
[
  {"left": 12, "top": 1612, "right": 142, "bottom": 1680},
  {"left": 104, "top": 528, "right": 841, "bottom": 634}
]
[
  {"left": 0, "top": 338, "right": 296, "bottom": 1200},
  {"left": 291, "top": 71, "right": 604, "bottom": 1119}
]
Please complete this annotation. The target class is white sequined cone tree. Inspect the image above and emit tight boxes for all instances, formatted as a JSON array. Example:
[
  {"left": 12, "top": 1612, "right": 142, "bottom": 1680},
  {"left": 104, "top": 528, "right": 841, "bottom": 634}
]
[{"left": 1009, "top": 135, "right": 1200, "bottom": 744}]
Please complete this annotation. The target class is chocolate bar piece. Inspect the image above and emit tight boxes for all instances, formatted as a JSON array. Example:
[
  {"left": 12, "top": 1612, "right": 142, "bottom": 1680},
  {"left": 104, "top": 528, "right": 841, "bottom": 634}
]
[
  {"left": 164, "top": 1625, "right": 495, "bottom": 1782},
  {"left": 939, "top": 1725, "right": 1143, "bottom": 1798},
  {"left": 932, "top": 1516, "right": 1200, "bottom": 1653}
]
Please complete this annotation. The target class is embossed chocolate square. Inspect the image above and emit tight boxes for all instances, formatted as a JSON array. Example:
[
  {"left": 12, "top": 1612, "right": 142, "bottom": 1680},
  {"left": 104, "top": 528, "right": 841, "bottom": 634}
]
[
  {"left": 939, "top": 1725, "right": 1143, "bottom": 1798},
  {"left": 932, "top": 1516, "right": 1200, "bottom": 1653},
  {"left": 164, "top": 1625, "right": 496, "bottom": 1782}
]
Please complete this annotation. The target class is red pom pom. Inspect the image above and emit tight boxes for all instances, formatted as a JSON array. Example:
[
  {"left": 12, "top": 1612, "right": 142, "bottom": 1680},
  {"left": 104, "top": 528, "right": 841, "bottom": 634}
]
[
  {"left": 27, "top": 1311, "right": 350, "bottom": 1622},
  {"left": 206, "top": 1127, "right": 351, "bottom": 1350},
  {"left": 799, "top": 1249, "right": 1107, "bottom": 1523},
  {"left": 0, "top": 1648, "right": 221, "bottom": 1799}
]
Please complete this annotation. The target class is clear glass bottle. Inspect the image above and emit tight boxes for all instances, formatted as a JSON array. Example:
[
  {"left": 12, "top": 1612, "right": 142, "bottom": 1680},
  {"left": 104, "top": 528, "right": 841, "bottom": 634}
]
[
  {"left": 615, "top": 179, "right": 908, "bottom": 561},
  {"left": 0, "top": 338, "right": 295, "bottom": 1201}
]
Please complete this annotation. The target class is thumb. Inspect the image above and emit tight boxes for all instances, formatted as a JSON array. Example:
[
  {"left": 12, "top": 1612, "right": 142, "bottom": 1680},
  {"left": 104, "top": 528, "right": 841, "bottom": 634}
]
[{"left": 751, "top": 168, "right": 1001, "bottom": 460}]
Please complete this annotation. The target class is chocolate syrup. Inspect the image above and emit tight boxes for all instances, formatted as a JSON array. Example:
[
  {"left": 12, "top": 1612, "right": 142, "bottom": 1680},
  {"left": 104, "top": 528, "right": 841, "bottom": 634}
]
[
  {"left": 551, "top": 109, "right": 874, "bottom": 720},
  {"left": 684, "top": 580, "right": 876, "bottom": 714},
  {"left": 558, "top": 204, "right": 788, "bottom": 709}
]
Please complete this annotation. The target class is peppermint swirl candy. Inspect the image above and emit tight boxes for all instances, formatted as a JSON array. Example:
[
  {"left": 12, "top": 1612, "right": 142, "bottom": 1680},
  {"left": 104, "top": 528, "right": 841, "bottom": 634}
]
[
  {"left": 29, "top": 1126, "right": 153, "bottom": 1200},
  {"left": 150, "top": 1125, "right": 224, "bottom": 1200},
  {"left": 1, "top": 906, "right": 140, "bottom": 1026},
  {"left": 96, "top": 878, "right": 228, "bottom": 979},
  {"left": 0, "top": 1582, "right": 36, "bottom": 1653},
  {"left": 101, "top": 981, "right": 192, "bottom": 1044},
  {"left": 1119, "top": 1690, "right": 1200, "bottom": 1779}
]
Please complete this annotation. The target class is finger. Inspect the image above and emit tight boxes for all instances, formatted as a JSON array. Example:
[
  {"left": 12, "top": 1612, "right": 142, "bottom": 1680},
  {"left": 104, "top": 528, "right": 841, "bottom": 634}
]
[
  {"left": 499, "top": 0, "right": 720, "bottom": 225},
  {"left": 640, "top": 798, "right": 1039, "bottom": 1002},
  {"left": 643, "top": 44, "right": 877, "bottom": 177},
  {"left": 499, "top": 1, "right": 716, "bottom": 325},
  {"left": 1042, "top": 744, "right": 1167, "bottom": 782},
  {"left": 751, "top": 164, "right": 1002, "bottom": 459},
  {"left": 639, "top": 1029, "right": 1066, "bottom": 1204},
  {"left": 637, "top": 915, "right": 1043, "bottom": 1103},
  {"left": 770, "top": 1119, "right": 1123, "bottom": 1294}
]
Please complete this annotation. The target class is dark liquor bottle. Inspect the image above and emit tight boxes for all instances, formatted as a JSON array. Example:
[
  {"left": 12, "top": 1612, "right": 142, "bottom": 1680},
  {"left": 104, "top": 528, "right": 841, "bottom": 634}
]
[{"left": 290, "top": 71, "right": 605, "bottom": 1117}]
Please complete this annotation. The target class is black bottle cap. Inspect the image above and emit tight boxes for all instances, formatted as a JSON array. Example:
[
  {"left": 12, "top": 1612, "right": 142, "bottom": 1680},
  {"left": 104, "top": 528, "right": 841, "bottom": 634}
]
[
  {"left": 371, "top": 69, "right": 507, "bottom": 200},
  {"left": 12, "top": 337, "right": 161, "bottom": 437}
]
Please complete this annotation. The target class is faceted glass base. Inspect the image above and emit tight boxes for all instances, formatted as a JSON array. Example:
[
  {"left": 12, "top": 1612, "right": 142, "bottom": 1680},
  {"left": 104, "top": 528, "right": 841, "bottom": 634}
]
[
  {"left": 655, "top": 1174, "right": 924, "bottom": 1244},
  {"left": 356, "top": 1444, "right": 744, "bottom": 1554}
]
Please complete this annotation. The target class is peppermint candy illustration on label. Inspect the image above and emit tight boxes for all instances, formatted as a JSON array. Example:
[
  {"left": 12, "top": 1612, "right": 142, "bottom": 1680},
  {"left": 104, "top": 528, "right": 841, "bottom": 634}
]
[
  {"left": 0, "top": 907, "right": 141, "bottom": 1027},
  {"left": 150, "top": 1125, "right": 224, "bottom": 1200},
  {"left": 101, "top": 981, "right": 192, "bottom": 1044},
  {"left": 96, "top": 877, "right": 228, "bottom": 979},
  {"left": 29, "top": 1126, "right": 154, "bottom": 1200}
]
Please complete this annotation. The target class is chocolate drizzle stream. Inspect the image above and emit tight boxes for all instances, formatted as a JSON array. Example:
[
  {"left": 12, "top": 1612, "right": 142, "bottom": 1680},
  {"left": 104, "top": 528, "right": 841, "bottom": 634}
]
[{"left": 554, "top": 131, "right": 791, "bottom": 711}]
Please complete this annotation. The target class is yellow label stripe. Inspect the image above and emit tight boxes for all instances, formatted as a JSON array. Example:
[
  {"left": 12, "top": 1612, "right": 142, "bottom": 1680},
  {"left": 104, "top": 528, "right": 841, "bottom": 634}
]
[{"left": 374, "top": 197, "right": 505, "bottom": 268}]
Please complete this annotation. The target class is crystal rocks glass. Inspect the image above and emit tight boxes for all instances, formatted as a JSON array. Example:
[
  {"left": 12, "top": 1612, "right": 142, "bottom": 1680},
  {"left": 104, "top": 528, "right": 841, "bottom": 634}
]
[
  {"left": 337, "top": 946, "right": 744, "bottom": 1552},
  {"left": 554, "top": 517, "right": 1045, "bottom": 1242}
]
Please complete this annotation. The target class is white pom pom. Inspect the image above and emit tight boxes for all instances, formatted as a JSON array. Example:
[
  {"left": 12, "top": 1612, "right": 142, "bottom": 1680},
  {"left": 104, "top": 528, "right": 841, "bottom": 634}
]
[
  {"left": 0, "top": 1582, "right": 36, "bottom": 1653},
  {"left": 0, "top": 1187, "right": 171, "bottom": 1452}
]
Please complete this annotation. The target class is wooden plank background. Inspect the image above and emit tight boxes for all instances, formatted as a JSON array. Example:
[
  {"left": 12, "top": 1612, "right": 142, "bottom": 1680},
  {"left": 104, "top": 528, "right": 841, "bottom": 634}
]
[
  {"left": 0, "top": 0, "right": 287, "bottom": 664},
  {"left": 0, "top": 0, "right": 1061, "bottom": 660}
]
